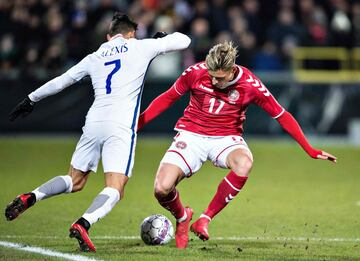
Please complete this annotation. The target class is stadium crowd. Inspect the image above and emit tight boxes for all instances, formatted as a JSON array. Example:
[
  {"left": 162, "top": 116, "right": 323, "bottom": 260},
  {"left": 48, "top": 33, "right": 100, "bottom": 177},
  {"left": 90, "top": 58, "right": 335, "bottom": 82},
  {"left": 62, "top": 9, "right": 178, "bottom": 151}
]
[{"left": 0, "top": 0, "right": 359, "bottom": 78}]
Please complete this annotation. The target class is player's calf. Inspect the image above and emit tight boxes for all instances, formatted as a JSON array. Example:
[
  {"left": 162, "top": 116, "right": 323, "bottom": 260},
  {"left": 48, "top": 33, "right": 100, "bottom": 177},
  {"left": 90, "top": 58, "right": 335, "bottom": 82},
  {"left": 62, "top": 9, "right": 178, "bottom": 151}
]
[{"left": 5, "top": 193, "right": 36, "bottom": 221}]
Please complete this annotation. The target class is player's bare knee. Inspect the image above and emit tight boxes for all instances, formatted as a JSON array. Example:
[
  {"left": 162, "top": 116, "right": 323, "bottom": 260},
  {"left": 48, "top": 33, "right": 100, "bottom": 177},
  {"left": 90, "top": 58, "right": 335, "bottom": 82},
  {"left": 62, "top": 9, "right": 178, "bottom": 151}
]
[
  {"left": 154, "top": 163, "right": 182, "bottom": 199},
  {"left": 154, "top": 175, "right": 174, "bottom": 199},
  {"left": 154, "top": 181, "right": 172, "bottom": 199},
  {"left": 230, "top": 156, "right": 253, "bottom": 176}
]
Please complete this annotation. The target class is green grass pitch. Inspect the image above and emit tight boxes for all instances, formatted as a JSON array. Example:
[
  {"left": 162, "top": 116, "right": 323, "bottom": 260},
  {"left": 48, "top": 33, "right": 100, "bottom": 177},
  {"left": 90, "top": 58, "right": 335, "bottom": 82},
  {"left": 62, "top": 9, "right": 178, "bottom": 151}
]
[{"left": 0, "top": 137, "right": 359, "bottom": 260}]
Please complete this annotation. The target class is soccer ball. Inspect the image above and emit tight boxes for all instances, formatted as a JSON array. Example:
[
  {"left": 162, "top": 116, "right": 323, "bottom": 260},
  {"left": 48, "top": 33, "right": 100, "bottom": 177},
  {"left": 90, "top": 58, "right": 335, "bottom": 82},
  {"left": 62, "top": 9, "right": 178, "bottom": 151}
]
[{"left": 140, "top": 214, "right": 174, "bottom": 245}]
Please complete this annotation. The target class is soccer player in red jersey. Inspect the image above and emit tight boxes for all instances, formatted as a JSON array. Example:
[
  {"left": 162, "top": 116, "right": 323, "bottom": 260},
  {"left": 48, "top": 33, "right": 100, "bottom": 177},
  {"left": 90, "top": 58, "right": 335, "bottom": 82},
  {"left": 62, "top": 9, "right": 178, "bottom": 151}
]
[{"left": 137, "top": 42, "right": 337, "bottom": 249}]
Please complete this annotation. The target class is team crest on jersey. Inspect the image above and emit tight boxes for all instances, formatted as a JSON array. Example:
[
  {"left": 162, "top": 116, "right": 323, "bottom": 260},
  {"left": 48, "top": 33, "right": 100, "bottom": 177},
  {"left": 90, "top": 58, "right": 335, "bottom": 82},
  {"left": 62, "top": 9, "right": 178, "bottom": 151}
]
[
  {"left": 175, "top": 141, "right": 187, "bottom": 150},
  {"left": 228, "top": 90, "right": 240, "bottom": 102}
]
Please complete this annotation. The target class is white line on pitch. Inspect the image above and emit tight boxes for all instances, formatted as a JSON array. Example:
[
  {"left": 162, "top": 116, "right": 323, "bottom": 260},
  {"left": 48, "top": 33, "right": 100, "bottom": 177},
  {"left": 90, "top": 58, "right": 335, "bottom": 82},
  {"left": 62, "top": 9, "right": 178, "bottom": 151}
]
[
  {"left": 92, "top": 235, "right": 360, "bottom": 242},
  {"left": 214, "top": 236, "right": 360, "bottom": 242},
  {"left": 1, "top": 235, "right": 360, "bottom": 242},
  {"left": 0, "top": 241, "right": 101, "bottom": 261}
]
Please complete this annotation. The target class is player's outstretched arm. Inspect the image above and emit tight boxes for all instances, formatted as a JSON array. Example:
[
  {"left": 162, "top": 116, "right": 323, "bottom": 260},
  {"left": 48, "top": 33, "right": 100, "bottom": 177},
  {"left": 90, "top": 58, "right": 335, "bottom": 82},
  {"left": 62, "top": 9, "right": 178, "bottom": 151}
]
[
  {"left": 276, "top": 111, "right": 337, "bottom": 163},
  {"left": 8, "top": 73, "right": 77, "bottom": 122},
  {"left": 156, "top": 32, "right": 191, "bottom": 53},
  {"left": 137, "top": 86, "right": 182, "bottom": 131}
]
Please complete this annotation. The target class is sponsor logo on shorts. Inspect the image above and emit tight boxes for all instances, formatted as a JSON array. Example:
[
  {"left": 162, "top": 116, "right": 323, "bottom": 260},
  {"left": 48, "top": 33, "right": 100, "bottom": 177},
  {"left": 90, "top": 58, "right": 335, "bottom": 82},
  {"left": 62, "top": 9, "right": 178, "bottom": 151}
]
[{"left": 175, "top": 141, "right": 187, "bottom": 150}]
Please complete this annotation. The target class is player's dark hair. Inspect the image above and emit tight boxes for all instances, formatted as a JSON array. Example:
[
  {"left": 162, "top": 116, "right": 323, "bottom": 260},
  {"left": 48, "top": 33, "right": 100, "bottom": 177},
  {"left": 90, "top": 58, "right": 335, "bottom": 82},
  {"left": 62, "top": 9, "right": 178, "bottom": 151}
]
[{"left": 109, "top": 12, "right": 138, "bottom": 36}]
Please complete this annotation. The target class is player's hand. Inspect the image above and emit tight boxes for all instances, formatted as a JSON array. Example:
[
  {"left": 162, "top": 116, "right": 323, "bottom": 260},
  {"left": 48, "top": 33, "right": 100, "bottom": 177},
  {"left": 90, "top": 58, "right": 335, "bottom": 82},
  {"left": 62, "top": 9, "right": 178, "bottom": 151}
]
[
  {"left": 9, "top": 97, "right": 35, "bottom": 121},
  {"left": 316, "top": 150, "right": 337, "bottom": 163},
  {"left": 152, "top": 31, "right": 168, "bottom": 39}
]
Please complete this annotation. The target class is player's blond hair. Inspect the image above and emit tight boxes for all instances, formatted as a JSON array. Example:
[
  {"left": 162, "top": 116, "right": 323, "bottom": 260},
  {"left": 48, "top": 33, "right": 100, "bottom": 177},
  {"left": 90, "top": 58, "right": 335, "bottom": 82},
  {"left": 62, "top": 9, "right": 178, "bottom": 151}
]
[{"left": 205, "top": 41, "right": 238, "bottom": 72}]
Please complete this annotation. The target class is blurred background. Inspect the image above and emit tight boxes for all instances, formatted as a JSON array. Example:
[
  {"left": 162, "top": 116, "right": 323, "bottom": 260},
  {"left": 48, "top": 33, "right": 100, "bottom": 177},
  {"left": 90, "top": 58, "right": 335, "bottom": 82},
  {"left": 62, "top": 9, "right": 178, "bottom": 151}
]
[{"left": 0, "top": 0, "right": 359, "bottom": 144}]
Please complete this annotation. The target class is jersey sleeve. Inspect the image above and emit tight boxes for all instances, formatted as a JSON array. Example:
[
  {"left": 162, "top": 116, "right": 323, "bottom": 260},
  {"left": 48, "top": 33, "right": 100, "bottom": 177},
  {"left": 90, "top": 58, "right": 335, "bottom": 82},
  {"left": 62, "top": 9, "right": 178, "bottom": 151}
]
[
  {"left": 249, "top": 73, "right": 284, "bottom": 118},
  {"left": 139, "top": 32, "right": 191, "bottom": 60},
  {"left": 277, "top": 111, "right": 321, "bottom": 158},
  {"left": 28, "top": 73, "right": 77, "bottom": 102},
  {"left": 137, "top": 67, "right": 193, "bottom": 130},
  {"left": 66, "top": 55, "right": 91, "bottom": 81},
  {"left": 172, "top": 67, "right": 193, "bottom": 95},
  {"left": 137, "top": 85, "right": 183, "bottom": 130},
  {"left": 28, "top": 55, "right": 91, "bottom": 102}
]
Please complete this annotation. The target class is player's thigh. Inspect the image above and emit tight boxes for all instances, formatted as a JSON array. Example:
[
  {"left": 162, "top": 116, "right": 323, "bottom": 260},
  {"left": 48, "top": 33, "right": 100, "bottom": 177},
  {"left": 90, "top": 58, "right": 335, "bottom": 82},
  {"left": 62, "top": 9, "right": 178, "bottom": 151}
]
[
  {"left": 160, "top": 132, "right": 207, "bottom": 177},
  {"left": 208, "top": 135, "right": 253, "bottom": 169},
  {"left": 154, "top": 163, "right": 185, "bottom": 194},
  {"left": 71, "top": 124, "right": 102, "bottom": 173},
  {"left": 102, "top": 125, "right": 134, "bottom": 177}
]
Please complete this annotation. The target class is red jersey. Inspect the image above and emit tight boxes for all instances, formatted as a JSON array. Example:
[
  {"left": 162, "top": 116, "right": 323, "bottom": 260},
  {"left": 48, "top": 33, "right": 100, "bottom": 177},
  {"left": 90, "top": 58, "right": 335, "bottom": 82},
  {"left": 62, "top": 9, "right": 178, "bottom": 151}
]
[
  {"left": 172, "top": 62, "right": 284, "bottom": 136},
  {"left": 138, "top": 62, "right": 329, "bottom": 160}
]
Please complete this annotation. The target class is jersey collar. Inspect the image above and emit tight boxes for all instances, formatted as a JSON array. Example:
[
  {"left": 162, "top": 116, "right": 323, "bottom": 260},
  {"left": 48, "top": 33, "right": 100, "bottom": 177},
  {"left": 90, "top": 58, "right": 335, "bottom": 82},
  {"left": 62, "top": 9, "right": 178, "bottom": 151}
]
[
  {"left": 109, "top": 34, "right": 124, "bottom": 41},
  {"left": 222, "top": 65, "right": 243, "bottom": 88}
]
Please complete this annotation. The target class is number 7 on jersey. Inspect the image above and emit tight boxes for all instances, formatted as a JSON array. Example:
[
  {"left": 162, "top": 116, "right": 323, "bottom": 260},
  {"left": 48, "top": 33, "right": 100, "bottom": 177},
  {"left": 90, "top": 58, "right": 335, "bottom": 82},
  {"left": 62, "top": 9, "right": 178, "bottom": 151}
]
[{"left": 104, "top": 59, "right": 121, "bottom": 94}]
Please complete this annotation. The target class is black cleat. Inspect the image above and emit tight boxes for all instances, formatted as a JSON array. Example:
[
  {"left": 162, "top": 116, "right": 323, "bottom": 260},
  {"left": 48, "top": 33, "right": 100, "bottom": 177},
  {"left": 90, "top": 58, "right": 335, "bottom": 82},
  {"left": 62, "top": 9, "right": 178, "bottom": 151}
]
[{"left": 5, "top": 193, "right": 36, "bottom": 221}]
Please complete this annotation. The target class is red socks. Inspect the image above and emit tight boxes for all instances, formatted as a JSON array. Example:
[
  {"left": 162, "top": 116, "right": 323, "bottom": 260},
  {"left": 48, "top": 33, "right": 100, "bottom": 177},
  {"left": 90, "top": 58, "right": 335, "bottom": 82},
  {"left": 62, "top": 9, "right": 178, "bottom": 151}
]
[
  {"left": 156, "top": 171, "right": 247, "bottom": 221},
  {"left": 203, "top": 171, "right": 248, "bottom": 219},
  {"left": 156, "top": 189, "right": 185, "bottom": 220}
]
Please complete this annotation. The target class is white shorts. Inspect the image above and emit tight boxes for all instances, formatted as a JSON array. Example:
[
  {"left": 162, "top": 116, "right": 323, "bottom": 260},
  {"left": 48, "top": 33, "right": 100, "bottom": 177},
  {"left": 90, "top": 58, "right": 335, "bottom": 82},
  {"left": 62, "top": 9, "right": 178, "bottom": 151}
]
[
  {"left": 161, "top": 131, "right": 253, "bottom": 176},
  {"left": 71, "top": 122, "right": 136, "bottom": 176}
]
